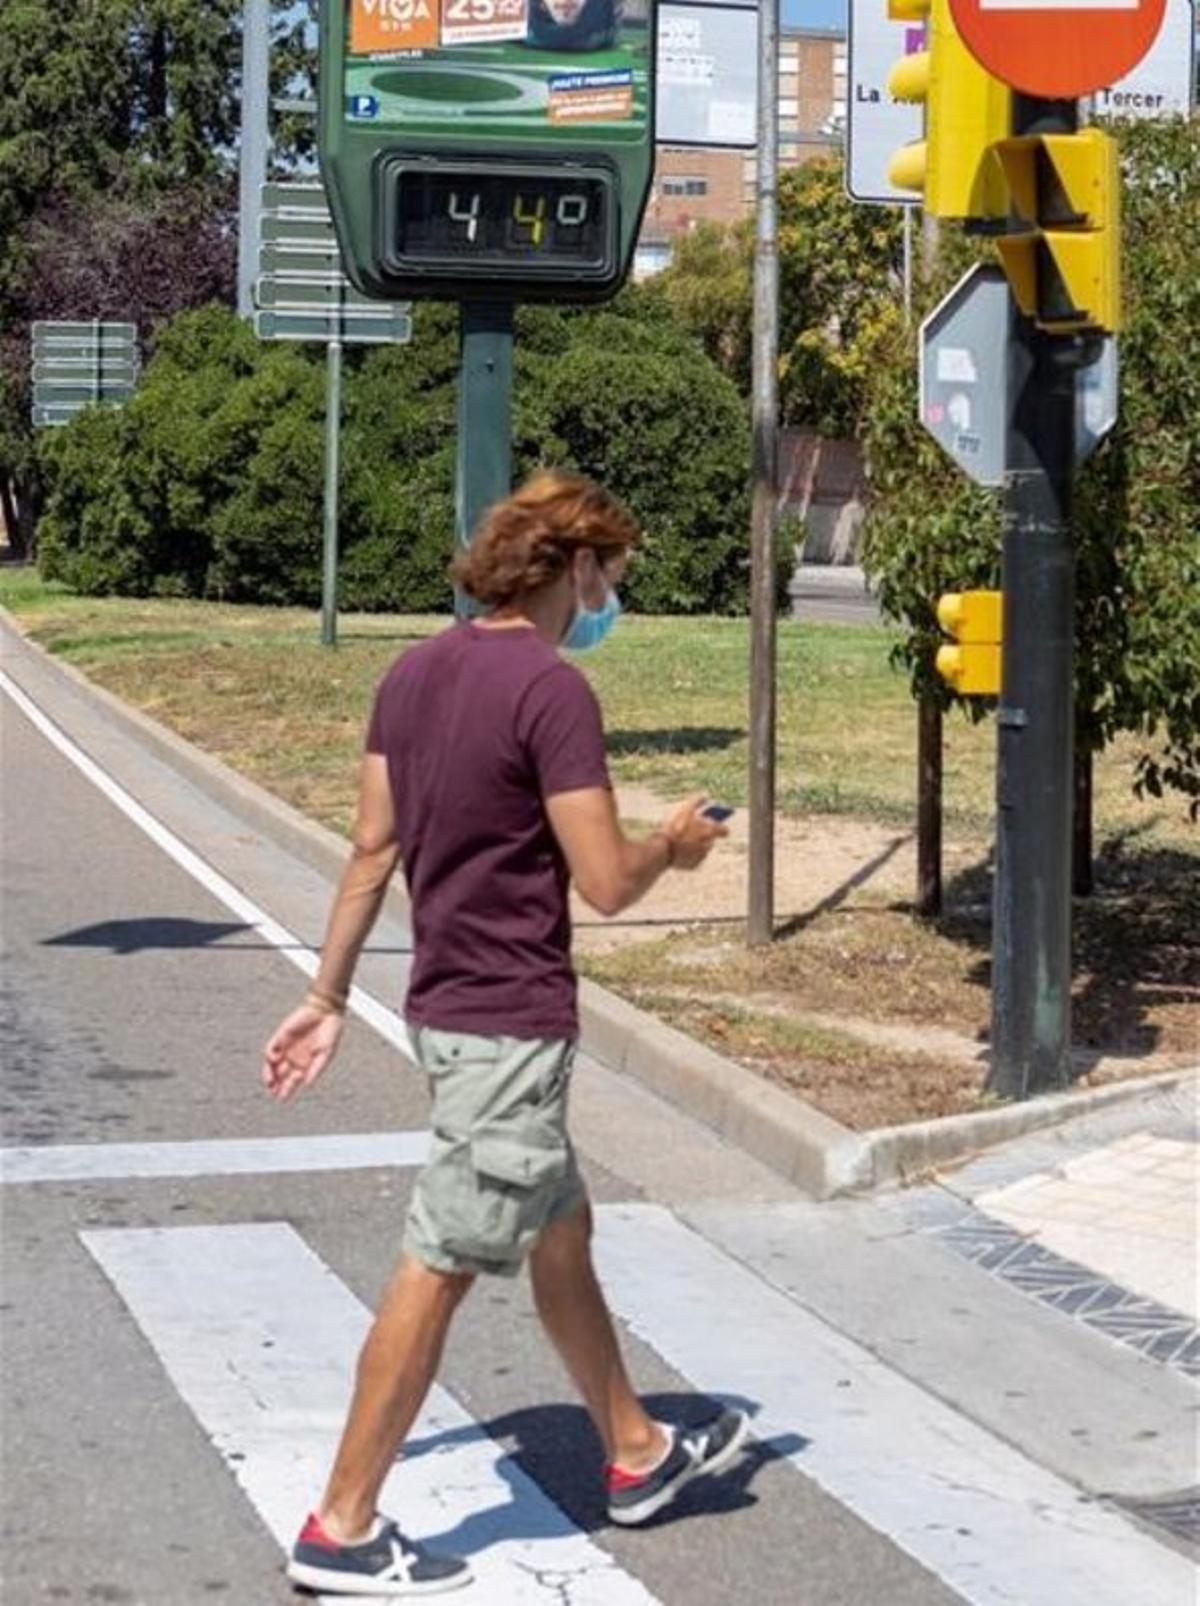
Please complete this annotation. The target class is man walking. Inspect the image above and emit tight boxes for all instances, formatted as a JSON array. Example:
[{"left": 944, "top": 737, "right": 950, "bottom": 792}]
[{"left": 262, "top": 472, "right": 746, "bottom": 1596}]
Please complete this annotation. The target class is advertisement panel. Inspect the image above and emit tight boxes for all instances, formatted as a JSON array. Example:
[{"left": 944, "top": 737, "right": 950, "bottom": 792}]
[
  {"left": 657, "top": 0, "right": 758, "bottom": 148},
  {"left": 343, "top": 0, "right": 654, "bottom": 149}
]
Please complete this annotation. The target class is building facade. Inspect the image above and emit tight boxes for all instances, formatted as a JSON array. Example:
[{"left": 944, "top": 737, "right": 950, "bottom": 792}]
[{"left": 636, "top": 25, "right": 847, "bottom": 275}]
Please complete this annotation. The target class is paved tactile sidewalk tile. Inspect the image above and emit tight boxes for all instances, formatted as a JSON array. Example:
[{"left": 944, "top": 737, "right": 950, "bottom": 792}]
[
  {"left": 972, "top": 1133, "right": 1198, "bottom": 1319},
  {"left": 940, "top": 1215, "right": 1200, "bottom": 1377},
  {"left": 937, "top": 1132, "right": 1200, "bottom": 1379}
]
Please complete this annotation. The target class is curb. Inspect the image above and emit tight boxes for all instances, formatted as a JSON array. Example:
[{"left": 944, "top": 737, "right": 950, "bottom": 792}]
[{"left": 4, "top": 607, "right": 1193, "bottom": 1199}]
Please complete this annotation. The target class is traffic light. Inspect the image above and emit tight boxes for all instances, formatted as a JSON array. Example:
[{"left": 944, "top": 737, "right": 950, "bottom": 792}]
[
  {"left": 936, "top": 590, "right": 1002, "bottom": 696},
  {"left": 994, "top": 128, "right": 1121, "bottom": 335},
  {"left": 885, "top": 0, "right": 1011, "bottom": 221}
]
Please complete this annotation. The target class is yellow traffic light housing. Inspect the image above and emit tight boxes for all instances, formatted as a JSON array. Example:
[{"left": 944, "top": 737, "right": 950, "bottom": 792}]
[
  {"left": 936, "top": 590, "right": 1002, "bottom": 696},
  {"left": 995, "top": 128, "right": 1122, "bottom": 334},
  {"left": 885, "top": 0, "right": 1011, "bottom": 221}
]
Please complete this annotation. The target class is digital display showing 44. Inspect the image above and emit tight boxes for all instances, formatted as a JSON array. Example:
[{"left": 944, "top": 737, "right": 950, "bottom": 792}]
[{"left": 380, "top": 164, "right": 618, "bottom": 286}]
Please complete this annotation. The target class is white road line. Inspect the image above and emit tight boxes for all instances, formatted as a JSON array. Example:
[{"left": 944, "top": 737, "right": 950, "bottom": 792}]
[
  {"left": 82, "top": 1222, "right": 657, "bottom": 1606},
  {"left": 0, "top": 669, "right": 409, "bottom": 1051},
  {"left": 593, "top": 1204, "right": 1195, "bottom": 1606},
  {"left": 1, "top": 1131, "right": 430, "bottom": 1185}
]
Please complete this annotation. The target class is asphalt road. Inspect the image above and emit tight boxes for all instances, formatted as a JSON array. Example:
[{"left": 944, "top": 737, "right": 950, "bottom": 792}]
[
  {"left": 788, "top": 567, "right": 881, "bottom": 627},
  {"left": 1, "top": 632, "right": 1192, "bottom": 1606}
]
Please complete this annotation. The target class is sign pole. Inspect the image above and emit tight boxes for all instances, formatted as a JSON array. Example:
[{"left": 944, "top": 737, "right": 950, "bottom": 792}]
[
  {"left": 990, "top": 95, "right": 1085, "bottom": 1098},
  {"left": 321, "top": 338, "right": 343, "bottom": 649},
  {"left": 455, "top": 302, "right": 515, "bottom": 615},
  {"left": 748, "top": 0, "right": 780, "bottom": 948},
  {"left": 239, "top": 0, "right": 270, "bottom": 321}
]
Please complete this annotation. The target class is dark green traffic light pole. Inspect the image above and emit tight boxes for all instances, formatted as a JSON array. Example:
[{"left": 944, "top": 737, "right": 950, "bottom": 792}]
[{"left": 990, "top": 93, "right": 1094, "bottom": 1099}]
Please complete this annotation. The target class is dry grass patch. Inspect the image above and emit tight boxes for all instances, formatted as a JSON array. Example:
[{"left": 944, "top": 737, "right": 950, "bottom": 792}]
[{"left": 4, "top": 573, "right": 1194, "bottom": 1130}]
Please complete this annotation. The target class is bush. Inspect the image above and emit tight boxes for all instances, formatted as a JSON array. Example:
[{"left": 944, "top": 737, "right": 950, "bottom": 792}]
[{"left": 37, "top": 297, "right": 782, "bottom": 615}]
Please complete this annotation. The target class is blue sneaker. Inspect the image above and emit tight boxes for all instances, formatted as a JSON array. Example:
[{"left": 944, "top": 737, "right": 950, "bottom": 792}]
[
  {"left": 287, "top": 1513, "right": 472, "bottom": 1597},
  {"left": 606, "top": 1407, "right": 750, "bottom": 1526}
]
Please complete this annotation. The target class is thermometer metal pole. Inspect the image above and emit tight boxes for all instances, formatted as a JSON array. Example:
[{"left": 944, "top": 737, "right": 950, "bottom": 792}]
[{"left": 454, "top": 300, "right": 515, "bottom": 618}]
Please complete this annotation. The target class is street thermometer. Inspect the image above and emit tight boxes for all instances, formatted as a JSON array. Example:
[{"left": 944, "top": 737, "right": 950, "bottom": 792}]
[{"left": 317, "top": 0, "right": 658, "bottom": 303}]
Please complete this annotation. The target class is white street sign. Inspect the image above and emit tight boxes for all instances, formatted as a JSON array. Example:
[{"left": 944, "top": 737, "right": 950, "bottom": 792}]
[
  {"left": 254, "top": 307, "right": 413, "bottom": 344},
  {"left": 1093, "top": 0, "right": 1196, "bottom": 118},
  {"left": 847, "top": 0, "right": 923, "bottom": 205},
  {"left": 657, "top": 1, "right": 759, "bottom": 148},
  {"left": 848, "top": 0, "right": 1194, "bottom": 208},
  {"left": 30, "top": 320, "right": 140, "bottom": 428},
  {"left": 256, "top": 182, "right": 410, "bottom": 347}
]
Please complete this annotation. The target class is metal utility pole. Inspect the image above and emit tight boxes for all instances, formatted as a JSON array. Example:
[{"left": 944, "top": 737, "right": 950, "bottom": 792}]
[
  {"left": 748, "top": 0, "right": 780, "bottom": 948},
  {"left": 916, "top": 211, "right": 943, "bottom": 919},
  {"left": 321, "top": 340, "right": 343, "bottom": 648},
  {"left": 238, "top": 0, "right": 271, "bottom": 320},
  {"left": 989, "top": 94, "right": 1082, "bottom": 1098}
]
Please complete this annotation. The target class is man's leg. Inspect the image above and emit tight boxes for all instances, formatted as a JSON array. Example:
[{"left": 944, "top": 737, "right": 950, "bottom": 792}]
[
  {"left": 529, "top": 1199, "right": 665, "bottom": 1471},
  {"left": 319, "top": 1253, "right": 474, "bottom": 1540}
]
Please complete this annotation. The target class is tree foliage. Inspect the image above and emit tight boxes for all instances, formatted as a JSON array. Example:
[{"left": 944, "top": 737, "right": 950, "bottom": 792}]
[
  {"left": 37, "top": 299, "right": 776, "bottom": 615},
  {"left": 861, "top": 117, "right": 1200, "bottom": 812},
  {"left": 646, "top": 158, "right": 904, "bottom": 435},
  {"left": 0, "top": 1, "right": 315, "bottom": 548}
]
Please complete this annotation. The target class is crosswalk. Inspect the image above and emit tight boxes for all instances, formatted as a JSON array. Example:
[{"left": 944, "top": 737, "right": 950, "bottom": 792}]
[
  {"left": 84, "top": 1221, "right": 656, "bottom": 1606},
  {"left": 75, "top": 1197, "right": 1194, "bottom": 1606},
  {"left": 4, "top": 661, "right": 1194, "bottom": 1605}
]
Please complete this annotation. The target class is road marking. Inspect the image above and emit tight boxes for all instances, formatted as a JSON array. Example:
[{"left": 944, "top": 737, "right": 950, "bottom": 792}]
[
  {"left": 1, "top": 1131, "right": 430, "bottom": 1185},
  {"left": 593, "top": 1204, "right": 1196, "bottom": 1606},
  {"left": 0, "top": 670, "right": 409, "bottom": 1052},
  {"left": 81, "top": 1222, "right": 657, "bottom": 1606}
]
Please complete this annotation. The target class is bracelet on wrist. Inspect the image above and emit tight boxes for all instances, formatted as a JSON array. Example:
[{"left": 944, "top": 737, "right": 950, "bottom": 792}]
[{"left": 305, "top": 988, "right": 347, "bottom": 1016}]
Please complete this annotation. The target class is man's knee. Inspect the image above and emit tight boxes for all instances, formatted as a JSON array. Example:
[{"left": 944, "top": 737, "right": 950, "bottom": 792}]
[
  {"left": 381, "top": 1252, "right": 474, "bottom": 1320},
  {"left": 531, "top": 1199, "right": 594, "bottom": 1272}
]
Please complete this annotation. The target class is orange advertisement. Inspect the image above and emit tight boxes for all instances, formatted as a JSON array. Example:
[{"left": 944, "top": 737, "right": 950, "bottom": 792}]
[{"left": 350, "top": 0, "right": 439, "bottom": 55}]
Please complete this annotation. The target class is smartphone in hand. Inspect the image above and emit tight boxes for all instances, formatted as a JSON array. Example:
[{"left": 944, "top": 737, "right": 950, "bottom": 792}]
[{"left": 700, "top": 803, "right": 735, "bottom": 823}]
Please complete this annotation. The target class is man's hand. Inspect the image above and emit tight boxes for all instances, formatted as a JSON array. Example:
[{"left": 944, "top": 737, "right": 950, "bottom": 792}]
[
  {"left": 262, "top": 1005, "right": 345, "bottom": 1103},
  {"left": 659, "top": 795, "right": 729, "bottom": 870}
]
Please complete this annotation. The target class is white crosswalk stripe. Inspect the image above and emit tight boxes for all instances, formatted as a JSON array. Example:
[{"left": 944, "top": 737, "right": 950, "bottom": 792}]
[
  {"left": 593, "top": 1204, "right": 1195, "bottom": 1606},
  {"left": 1, "top": 1131, "right": 431, "bottom": 1185},
  {"left": 82, "top": 1221, "right": 658, "bottom": 1605},
  {"left": 79, "top": 1208, "right": 1194, "bottom": 1606}
]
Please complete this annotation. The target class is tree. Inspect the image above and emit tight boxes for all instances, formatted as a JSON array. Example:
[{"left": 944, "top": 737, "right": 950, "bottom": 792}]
[
  {"left": 861, "top": 117, "right": 1200, "bottom": 819},
  {"left": 0, "top": 1, "right": 315, "bottom": 555},
  {"left": 643, "top": 158, "right": 905, "bottom": 436}
]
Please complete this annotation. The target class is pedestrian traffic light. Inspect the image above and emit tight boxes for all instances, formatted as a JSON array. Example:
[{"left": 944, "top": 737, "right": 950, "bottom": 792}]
[
  {"left": 994, "top": 128, "right": 1122, "bottom": 335},
  {"left": 935, "top": 590, "right": 1002, "bottom": 696},
  {"left": 317, "top": 0, "right": 657, "bottom": 304},
  {"left": 885, "top": 0, "right": 1010, "bottom": 220}
]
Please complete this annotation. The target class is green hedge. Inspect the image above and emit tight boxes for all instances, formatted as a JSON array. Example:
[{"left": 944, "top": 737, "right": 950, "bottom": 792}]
[{"left": 38, "top": 298, "right": 791, "bottom": 616}]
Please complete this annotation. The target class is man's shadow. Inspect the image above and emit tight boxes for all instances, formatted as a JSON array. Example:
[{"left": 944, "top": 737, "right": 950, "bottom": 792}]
[{"left": 398, "top": 1394, "right": 808, "bottom": 1557}]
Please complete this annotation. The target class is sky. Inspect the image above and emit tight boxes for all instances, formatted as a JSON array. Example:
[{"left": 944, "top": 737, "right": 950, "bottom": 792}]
[{"left": 783, "top": 0, "right": 848, "bottom": 30}]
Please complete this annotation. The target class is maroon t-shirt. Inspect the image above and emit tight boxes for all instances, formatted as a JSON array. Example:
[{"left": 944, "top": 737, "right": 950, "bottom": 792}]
[{"left": 366, "top": 621, "right": 611, "bottom": 1040}]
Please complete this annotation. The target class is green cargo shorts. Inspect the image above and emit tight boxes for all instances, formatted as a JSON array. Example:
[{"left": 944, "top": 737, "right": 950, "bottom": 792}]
[{"left": 402, "top": 1027, "right": 587, "bottom": 1279}]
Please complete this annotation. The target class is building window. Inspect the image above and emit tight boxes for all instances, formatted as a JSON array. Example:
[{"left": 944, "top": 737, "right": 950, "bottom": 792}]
[{"left": 662, "top": 176, "right": 709, "bottom": 197}]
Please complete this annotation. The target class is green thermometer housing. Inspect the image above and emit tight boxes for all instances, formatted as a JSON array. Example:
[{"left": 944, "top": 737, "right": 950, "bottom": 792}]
[{"left": 317, "top": 0, "right": 657, "bottom": 304}]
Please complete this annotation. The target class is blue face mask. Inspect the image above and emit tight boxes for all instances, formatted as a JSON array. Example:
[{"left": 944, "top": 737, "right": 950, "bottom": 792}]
[{"left": 563, "top": 587, "right": 621, "bottom": 652}]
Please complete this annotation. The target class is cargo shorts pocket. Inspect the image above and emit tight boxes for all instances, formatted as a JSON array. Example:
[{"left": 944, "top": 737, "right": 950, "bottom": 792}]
[{"left": 439, "top": 1130, "right": 569, "bottom": 1263}]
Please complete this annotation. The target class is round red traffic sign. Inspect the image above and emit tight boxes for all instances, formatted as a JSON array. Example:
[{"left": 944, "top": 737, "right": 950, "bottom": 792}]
[{"left": 949, "top": 0, "right": 1168, "bottom": 99}]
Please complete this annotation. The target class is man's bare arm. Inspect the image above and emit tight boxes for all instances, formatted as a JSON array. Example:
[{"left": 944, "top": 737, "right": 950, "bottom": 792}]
[
  {"left": 545, "top": 787, "right": 725, "bottom": 918},
  {"left": 308, "top": 752, "right": 401, "bottom": 1008}
]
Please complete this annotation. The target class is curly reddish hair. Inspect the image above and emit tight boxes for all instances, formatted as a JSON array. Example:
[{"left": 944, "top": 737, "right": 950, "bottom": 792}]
[{"left": 451, "top": 470, "right": 640, "bottom": 608}]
